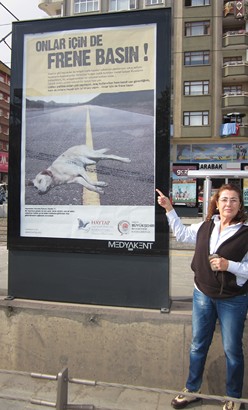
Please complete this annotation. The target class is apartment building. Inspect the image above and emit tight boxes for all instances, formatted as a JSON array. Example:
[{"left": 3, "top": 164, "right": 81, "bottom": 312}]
[
  {"left": 0, "top": 61, "right": 10, "bottom": 184},
  {"left": 38, "top": 0, "right": 248, "bottom": 188}
]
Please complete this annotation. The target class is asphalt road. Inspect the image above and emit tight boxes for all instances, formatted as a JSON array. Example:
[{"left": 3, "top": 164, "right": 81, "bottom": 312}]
[{"left": 25, "top": 104, "right": 154, "bottom": 206}]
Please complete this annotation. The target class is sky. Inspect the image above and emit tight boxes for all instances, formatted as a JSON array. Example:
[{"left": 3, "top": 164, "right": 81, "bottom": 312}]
[{"left": 0, "top": 0, "right": 48, "bottom": 67}]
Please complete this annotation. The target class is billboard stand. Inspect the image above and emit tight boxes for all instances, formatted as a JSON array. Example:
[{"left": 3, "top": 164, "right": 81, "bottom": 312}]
[{"left": 8, "top": 9, "right": 171, "bottom": 309}]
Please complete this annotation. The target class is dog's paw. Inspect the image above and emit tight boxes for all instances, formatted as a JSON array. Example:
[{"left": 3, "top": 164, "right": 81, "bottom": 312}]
[
  {"left": 122, "top": 158, "right": 131, "bottom": 163},
  {"left": 96, "top": 187, "right": 105, "bottom": 194},
  {"left": 97, "top": 181, "right": 108, "bottom": 187}
]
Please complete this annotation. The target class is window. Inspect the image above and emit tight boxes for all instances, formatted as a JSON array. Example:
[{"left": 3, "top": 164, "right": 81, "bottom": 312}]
[
  {"left": 0, "top": 142, "right": 8, "bottom": 151},
  {"left": 74, "top": 0, "right": 99, "bottom": 13},
  {"left": 109, "top": 0, "right": 136, "bottom": 10},
  {"left": 3, "top": 94, "right": 9, "bottom": 103},
  {"left": 185, "top": 0, "right": 210, "bottom": 6},
  {"left": 223, "top": 85, "right": 242, "bottom": 95},
  {"left": 185, "top": 21, "right": 210, "bottom": 36},
  {"left": 183, "top": 111, "right": 209, "bottom": 126},
  {"left": 146, "top": 0, "right": 162, "bottom": 5},
  {"left": 184, "top": 80, "right": 209, "bottom": 95},
  {"left": 184, "top": 51, "right": 210, "bottom": 66},
  {"left": 223, "top": 56, "right": 242, "bottom": 64}
]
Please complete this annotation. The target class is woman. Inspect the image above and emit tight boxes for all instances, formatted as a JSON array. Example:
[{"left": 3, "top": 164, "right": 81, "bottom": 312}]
[{"left": 156, "top": 183, "right": 248, "bottom": 410}]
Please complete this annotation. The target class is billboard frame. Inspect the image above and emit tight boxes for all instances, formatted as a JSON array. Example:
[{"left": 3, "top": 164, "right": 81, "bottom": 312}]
[{"left": 7, "top": 9, "right": 171, "bottom": 309}]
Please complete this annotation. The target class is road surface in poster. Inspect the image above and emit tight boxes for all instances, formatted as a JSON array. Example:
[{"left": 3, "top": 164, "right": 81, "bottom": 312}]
[{"left": 21, "top": 24, "right": 156, "bottom": 241}]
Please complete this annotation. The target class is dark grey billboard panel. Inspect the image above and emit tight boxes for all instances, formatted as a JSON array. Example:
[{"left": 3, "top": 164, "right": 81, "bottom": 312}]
[{"left": 8, "top": 9, "right": 171, "bottom": 308}]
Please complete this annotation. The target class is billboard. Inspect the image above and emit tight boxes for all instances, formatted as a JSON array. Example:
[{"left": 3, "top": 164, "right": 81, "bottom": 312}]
[
  {"left": 172, "top": 164, "right": 198, "bottom": 208},
  {"left": 0, "top": 151, "right": 8, "bottom": 172},
  {"left": 176, "top": 143, "right": 248, "bottom": 163},
  {"left": 8, "top": 9, "right": 171, "bottom": 257},
  {"left": 242, "top": 163, "right": 248, "bottom": 207}
]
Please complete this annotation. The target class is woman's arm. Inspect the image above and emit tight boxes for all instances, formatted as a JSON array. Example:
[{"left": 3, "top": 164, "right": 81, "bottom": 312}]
[
  {"left": 156, "top": 189, "right": 202, "bottom": 244},
  {"left": 156, "top": 189, "right": 173, "bottom": 212},
  {"left": 227, "top": 252, "right": 248, "bottom": 286}
]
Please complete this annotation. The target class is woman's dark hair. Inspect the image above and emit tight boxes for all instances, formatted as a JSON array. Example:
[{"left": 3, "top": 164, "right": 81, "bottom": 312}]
[{"left": 206, "top": 183, "right": 247, "bottom": 223}]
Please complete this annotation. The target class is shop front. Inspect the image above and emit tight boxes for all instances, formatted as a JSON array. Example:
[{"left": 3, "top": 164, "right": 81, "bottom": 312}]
[{"left": 172, "top": 142, "right": 248, "bottom": 216}]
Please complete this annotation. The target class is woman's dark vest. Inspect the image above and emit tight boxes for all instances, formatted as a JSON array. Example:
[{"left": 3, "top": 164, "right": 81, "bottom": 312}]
[{"left": 191, "top": 220, "right": 248, "bottom": 298}]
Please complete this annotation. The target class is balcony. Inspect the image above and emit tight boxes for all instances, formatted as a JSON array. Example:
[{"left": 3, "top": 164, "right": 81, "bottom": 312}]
[
  {"left": 222, "top": 92, "right": 248, "bottom": 108},
  {"left": 0, "top": 116, "right": 9, "bottom": 127},
  {"left": 0, "top": 134, "right": 9, "bottom": 142},
  {"left": 0, "top": 99, "right": 10, "bottom": 111},
  {"left": 38, "top": 0, "right": 62, "bottom": 16},
  {"left": 223, "top": 30, "right": 248, "bottom": 47},
  {"left": 222, "top": 61, "right": 248, "bottom": 81},
  {"left": 220, "top": 123, "right": 248, "bottom": 138},
  {"left": 239, "top": 124, "right": 248, "bottom": 138},
  {"left": 0, "top": 82, "right": 10, "bottom": 95}
]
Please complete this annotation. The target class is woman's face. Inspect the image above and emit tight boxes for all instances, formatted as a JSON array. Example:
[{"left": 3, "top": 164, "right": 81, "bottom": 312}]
[{"left": 217, "top": 189, "right": 240, "bottom": 222}]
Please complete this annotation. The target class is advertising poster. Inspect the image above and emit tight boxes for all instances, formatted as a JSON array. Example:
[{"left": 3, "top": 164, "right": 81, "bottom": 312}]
[
  {"left": 242, "top": 164, "right": 248, "bottom": 207},
  {"left": 177, "top": 143, "right": 248, "bottom": 163},
  {"left": 0, "top": 151, "right": 8, "bottom": 173},
  {"left": 172, "top": 164, "right": 198, "bottom": 207},
  {"left": 8, "top": 10, "right": 171, "bottom": 256},
  {"left": 22, "top": 24, "right": 156, "bottom": 243}
]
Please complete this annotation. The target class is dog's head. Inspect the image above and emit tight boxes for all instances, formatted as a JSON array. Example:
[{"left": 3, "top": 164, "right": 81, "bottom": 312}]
[{"left": 28, "top": 170, "right": 53, "bottom": 194}]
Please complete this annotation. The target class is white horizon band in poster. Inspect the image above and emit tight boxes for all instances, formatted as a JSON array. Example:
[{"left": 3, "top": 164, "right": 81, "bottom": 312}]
[{"left": 20, "top": 23, "right": 157, "bottom": 242}]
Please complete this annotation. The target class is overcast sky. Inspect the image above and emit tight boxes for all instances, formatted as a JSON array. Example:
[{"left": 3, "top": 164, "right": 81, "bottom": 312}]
[{"left": 0, "top": 0, "right": 48, "bottom": 67}]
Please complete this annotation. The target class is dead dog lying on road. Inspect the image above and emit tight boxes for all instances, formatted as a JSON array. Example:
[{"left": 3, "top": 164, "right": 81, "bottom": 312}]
[{"left": 28, "top": 144, "right": 131, "bottom": 194}]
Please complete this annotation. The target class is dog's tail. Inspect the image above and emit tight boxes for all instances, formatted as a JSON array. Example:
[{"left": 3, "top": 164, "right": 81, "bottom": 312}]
[{"left": 95, "top": 148, "right": 108, "bottom": 154}]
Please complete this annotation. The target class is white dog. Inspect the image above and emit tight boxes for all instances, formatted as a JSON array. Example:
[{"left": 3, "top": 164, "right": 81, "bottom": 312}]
[{"left": 28, "top": 144, "right": 131, "bottom": 194}]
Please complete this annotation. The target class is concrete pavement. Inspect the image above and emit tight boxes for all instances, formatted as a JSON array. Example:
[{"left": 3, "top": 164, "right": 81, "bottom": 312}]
[
  {"left": 0, "top": 368, "right": 246, "bottom": 410},
  {"left": 0, "top": 217, "right": 248, "bottom": 409}
]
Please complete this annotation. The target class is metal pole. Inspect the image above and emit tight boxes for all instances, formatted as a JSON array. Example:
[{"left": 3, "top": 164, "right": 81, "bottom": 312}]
[
  {"left": 187, "top": 170, "right": 248, "bottom": 178},
  {"left": 31, "top": 398, "right": 56, "bottom": 407},
  {"left": 203, "top": 177, "right": 212, "bottom": 220},
  {"left": 56, "top": 367, "right": 68, "bottom": 410}
]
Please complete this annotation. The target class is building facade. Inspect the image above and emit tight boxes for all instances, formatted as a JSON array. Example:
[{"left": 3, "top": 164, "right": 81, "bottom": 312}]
[
  {"left": 38, "top": 0, "right": 248, "bottom": 199},
  {"left": 0, "top": 61, "right": 10, "bottom": 184}
]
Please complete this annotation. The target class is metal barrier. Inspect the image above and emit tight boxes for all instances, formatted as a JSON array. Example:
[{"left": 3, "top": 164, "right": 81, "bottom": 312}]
[
  {"left": 29, "top": 367, "right": 248, "bottom": 409},
  {"left": 31, "top": 367, "right": 95, "bottom": 410}
]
